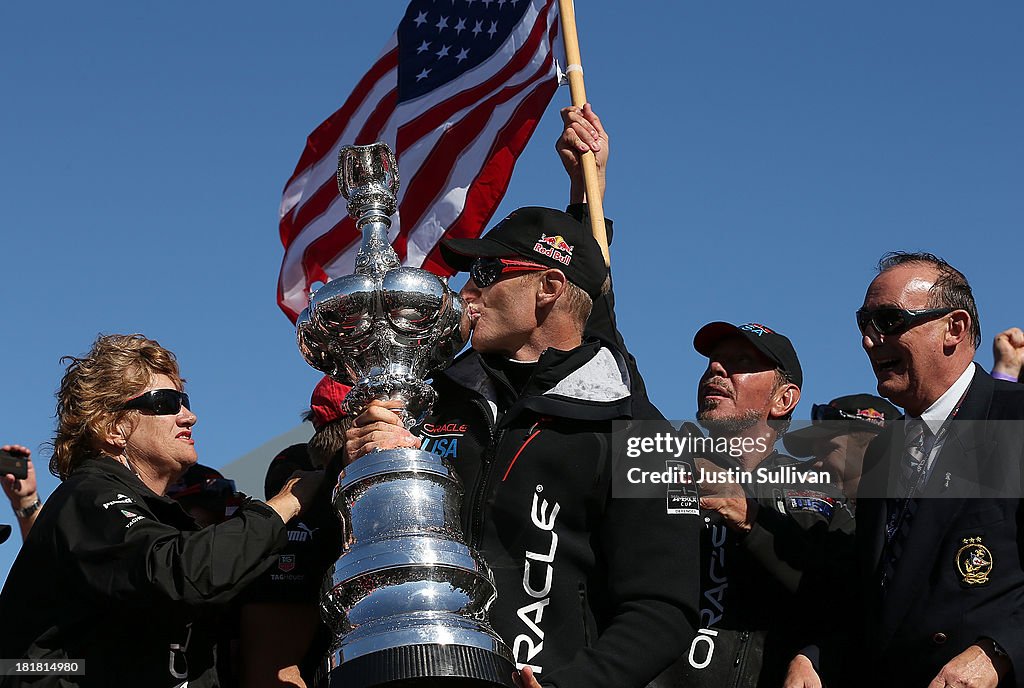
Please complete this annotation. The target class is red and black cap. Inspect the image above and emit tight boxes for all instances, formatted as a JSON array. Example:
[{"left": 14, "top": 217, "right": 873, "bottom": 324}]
[
  {"left": 783, "top": 394, "right": 900, "bottom": 457},
  {"left": 309, "top": 376, "right": 352, "bottom": 431},
  {"left": 694, "top": 321, "right": 803, "bottom": 388},
  {"left": 440, "top": 206, "right": 609, "bottom": 299}
]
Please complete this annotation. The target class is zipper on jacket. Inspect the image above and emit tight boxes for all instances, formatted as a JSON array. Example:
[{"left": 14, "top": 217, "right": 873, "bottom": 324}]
[
  {"left": 728, "top": 631, "right": 751, "bottom": 688},
  {"left": 578, "top": 583, "right": 593, "bottom": 647},
  {"left": 467, "top": 397, "right": 502, "bottom": 549}
]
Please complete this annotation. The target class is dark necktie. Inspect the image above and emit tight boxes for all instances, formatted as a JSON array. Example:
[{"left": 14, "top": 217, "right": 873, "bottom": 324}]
[
  {"left": 898, "top": 419, "right": 928, "bottom": 493},
  {"left": 882, "top": 420, "right": 929, "bottom": 591}
]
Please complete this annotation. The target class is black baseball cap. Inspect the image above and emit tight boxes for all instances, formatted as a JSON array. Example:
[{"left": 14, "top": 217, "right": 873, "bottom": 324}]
[
  {"left": 694, "top": 321, "right": 803, "bottom": 388},
  {"left": 783, "top": 394, "right": 900, "bottom": 457},
  {"left": 440, "top": 206, "right": 609, "bottom": 299}
]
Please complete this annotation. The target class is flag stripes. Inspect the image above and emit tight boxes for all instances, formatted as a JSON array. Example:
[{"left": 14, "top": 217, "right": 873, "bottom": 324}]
[{"left": 278, "top": 0, "right": 561, "bottom": 322}]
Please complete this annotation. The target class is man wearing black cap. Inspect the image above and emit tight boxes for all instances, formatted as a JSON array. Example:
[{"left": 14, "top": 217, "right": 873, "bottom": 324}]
[
  {"left": 655, "top": 322, "right": 851, "bottom": 688},
  {"left": 783, "top": 394, "right": 899, "bottom": 505},
  {"left": 345, "top": 107, "right": 698, "bottom": 688}
]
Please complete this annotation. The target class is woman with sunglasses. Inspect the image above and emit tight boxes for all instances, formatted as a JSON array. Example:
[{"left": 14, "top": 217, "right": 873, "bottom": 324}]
[{"left": 0, "top": 334, "right": 322, "bottom": 688}]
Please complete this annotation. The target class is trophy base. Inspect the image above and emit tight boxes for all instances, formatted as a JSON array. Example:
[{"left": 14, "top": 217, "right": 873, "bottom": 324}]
[{"left": 328, "top": 643, "right": 515, "bottom": 688}]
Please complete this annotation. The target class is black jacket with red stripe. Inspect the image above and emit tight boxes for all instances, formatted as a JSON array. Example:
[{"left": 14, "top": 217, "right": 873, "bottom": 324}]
[{"left": 416, "top": 340, "right": 699, "bottom": 688}]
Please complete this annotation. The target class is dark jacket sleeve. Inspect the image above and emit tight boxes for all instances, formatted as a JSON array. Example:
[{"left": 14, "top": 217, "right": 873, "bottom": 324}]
[
  {"left": 61, "top": 483, "right": 287, "bottom": 608},
  {"left": 542, "top": 421, "right": 700, "bottom": 688},
  {"left": 739, "top": 495, "right": 856, "bottom": 594}
]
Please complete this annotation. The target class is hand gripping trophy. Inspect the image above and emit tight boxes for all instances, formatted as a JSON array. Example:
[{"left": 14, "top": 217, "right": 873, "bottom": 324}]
[{"left": 296, "top": 143, "right": 515, "bottom": 688}]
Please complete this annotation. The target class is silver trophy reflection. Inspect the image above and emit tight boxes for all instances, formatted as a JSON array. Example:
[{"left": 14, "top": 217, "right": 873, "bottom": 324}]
[{"left": 296, "top": 143, "right": 514, "bottom": 688}]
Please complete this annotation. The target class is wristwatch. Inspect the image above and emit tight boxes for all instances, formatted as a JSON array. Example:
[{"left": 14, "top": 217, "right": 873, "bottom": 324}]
[{"left": 14, "top": 498, "right": 42, "bottom": 519}]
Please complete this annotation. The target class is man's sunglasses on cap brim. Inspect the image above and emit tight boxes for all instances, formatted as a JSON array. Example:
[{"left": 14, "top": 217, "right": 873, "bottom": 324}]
[
  {"left": 469, "top": 257, "right": 549, "bottom": 289},
  {"left": 119, "top": 389, "right": 191, "bottom": 415},
  {"left": 855, "top": 307, "right": 954, "bottom": 336}
]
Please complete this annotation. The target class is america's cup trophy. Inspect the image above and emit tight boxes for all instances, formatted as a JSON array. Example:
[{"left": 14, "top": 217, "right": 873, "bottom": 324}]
[{"left": 296, "top": 142, "right": 515, "bottom": 688}]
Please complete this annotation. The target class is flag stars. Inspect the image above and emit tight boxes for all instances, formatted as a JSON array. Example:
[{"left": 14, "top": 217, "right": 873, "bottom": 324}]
[
  {"left": 472, "top": 20, "right": 483, "bottom": 37},
  {"left": 436, "top": 44, "right": 451, "bottom": 58},
  {"left": 498, "top": 0, "right": 506, "bottom": 7},
  {"left": 454, "top": 17, "right": 467, "bottom": 34},
  {"left": 455, "top": 47, "right": 470, "bottom": 63},
  {"left": 417, "top": 40, "right": 431, "bottom": 54},
  {"left": 488, "top": 20, "right": 498, "bottom": 38},
  {"left": 413, "top": 11, "right": 428, "bottom": 27},
  {"left": 416, "top": 67, "right": 431, "bottom": 81},
  {"left": 436, "top": 15, "right": 449, "bottom": 31},
  {"left": 482, "top": 0, "right": 493, "bottom": 6}
]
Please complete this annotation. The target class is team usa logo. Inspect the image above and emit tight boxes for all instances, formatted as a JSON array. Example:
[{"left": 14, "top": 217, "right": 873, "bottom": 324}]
[
  {"left": 956, "top": 537, "right": 993, "bottom": 586},
  {"left": 532, "top": 234, "right": 574, "bottom": 266},
  {"left": 421, "top": 421, "right": 468, "bottom": 459}
]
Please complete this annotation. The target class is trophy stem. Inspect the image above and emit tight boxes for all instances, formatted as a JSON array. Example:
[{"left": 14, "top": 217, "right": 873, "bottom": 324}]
[{"left": 354, "top": 218, "right": 401, "bottom": 277}]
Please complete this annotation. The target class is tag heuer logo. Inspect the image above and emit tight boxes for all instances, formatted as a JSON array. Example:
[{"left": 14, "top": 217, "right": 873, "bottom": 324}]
[{"left": 278, "top": 555, "right": 296, "bottom": 573}]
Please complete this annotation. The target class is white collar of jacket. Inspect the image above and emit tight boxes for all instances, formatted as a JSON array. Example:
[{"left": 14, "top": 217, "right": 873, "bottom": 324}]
[{"left": 439, "top": 344, "right": 634, "bottom": 422}]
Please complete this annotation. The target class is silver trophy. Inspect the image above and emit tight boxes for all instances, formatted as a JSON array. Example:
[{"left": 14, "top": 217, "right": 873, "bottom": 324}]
[{"left": 296, "top": 143, "right": 514, "bottom": 688}]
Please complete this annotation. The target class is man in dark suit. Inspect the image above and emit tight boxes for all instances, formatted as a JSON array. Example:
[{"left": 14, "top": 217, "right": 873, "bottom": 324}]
[{"left": 787, "top": 252, "right": 1024, "bottom": 688}]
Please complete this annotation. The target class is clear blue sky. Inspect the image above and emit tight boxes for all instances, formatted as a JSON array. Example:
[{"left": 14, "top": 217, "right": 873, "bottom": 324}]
[{"left": 2, "top": 2, "right": 1021, "bottom": 583}]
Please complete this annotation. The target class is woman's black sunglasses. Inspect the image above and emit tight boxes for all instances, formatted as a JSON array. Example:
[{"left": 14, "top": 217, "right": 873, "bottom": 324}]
[
  {"left": 855, "top": 307, "right": 954, "bottom": 336},
  {"left": 469, "top": 257, "right": 548, "bottom": 288},
  {"left": 119, "top": 389, "right": 191, "bottom": 415}
]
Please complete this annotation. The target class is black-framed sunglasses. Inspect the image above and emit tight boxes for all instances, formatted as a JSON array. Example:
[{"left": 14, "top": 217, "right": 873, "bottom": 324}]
[
  {"left": 469, "top": 257, "right": 549, "bottom": 289},
  {"left": 855, "top": 307, "right": 954, "bottom": 336},
  {"left": 119, "top": 389, "right": 191, "bottom": 415}
]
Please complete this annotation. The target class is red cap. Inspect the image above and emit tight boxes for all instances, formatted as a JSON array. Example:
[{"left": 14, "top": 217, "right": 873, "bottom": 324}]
[{"left": 310, "top": 376, "right": 351, "bottom": 431}]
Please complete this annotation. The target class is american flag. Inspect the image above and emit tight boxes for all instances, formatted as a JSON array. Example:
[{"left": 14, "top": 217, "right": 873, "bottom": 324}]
[{"left": 277, "top": 0, "right": 563, "bottom": 322}]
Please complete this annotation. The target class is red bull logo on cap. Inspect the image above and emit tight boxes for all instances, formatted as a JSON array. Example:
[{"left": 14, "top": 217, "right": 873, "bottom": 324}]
[
  {"left": 533, "top": 233, "right": 574, "bottom": 265},
  {"left": 854, "top": 407, "right": 887, "bottom": 427}
]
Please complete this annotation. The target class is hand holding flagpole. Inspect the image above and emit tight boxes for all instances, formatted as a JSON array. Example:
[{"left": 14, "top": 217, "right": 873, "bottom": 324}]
[{"left": 558, "top": 0, "right": 610, "bottom": 267}]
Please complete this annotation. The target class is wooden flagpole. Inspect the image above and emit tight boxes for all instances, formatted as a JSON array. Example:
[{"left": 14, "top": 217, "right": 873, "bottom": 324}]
[{"left": 557, "top": 0, "right": 610, "bottom": 267}]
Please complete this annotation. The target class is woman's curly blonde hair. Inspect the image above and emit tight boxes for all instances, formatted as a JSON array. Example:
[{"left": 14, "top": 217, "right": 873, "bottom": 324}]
[{"left": 50, "top": 334, "right": 183, "bottom": 480}]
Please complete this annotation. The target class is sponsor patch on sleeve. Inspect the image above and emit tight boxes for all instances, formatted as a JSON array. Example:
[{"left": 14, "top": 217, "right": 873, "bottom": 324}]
[
  {"left": 101, "top": 493, "right": 135, "bottom": 509},
  {"left": 120, "top": 509, "right": 146, "bottom": 528},
  {"left": 783, "top": 490, "right": 836, "bottom": 519}
]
